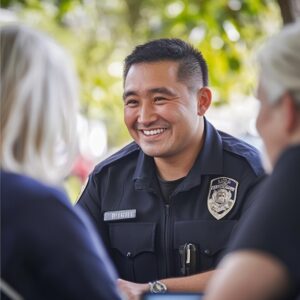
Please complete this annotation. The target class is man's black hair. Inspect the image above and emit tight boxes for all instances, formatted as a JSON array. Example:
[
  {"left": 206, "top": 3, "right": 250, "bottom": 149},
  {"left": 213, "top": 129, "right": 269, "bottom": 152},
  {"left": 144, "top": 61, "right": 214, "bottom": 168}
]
[{"left": 124, "top": 38, "right": 208, "bottom": 89}]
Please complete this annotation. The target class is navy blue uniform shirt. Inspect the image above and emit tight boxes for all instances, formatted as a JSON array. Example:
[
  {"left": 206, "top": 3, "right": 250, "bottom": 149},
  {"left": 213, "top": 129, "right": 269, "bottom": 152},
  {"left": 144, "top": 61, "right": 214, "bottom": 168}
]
[
  {"left": 1, "top": 170, "right": 121, "bottom": 300},
  {"left": 77, "top": 120, "right": 265, "bottom": 283}
]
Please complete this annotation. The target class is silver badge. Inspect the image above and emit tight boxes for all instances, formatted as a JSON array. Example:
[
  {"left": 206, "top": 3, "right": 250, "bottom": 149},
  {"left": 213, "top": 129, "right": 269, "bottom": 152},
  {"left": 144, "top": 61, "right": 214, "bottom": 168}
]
[
  {"left": 207, "top": 177, "right": 238, "bottom": 220},
  {"left": 103, "top": 209, "right": 136, "bottom": 221}
]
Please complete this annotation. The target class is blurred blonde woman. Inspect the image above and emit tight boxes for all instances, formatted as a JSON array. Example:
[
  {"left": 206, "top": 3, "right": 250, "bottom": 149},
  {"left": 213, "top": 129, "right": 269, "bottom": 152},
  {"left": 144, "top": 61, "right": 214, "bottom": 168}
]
[{"left": 0, "top": 25, "right": 121, "bottom": 300}]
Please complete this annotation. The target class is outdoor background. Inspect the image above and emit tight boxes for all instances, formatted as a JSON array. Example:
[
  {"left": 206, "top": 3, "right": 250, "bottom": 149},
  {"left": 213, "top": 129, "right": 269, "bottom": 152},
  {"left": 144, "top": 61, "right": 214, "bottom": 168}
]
[{"left": 1, "top": 0, "right": 298, "bottom": 202}]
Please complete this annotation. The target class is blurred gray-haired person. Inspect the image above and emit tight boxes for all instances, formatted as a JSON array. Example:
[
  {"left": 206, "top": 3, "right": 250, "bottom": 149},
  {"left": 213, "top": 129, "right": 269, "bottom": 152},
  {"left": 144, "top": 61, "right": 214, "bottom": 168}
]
[{"left": 205, "top": 23, "right": 300, "bottom": 300}]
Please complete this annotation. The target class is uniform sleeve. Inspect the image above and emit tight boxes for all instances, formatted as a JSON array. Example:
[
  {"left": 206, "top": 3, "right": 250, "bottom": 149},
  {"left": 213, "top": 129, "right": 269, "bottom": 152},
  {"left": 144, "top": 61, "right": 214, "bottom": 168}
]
[
  {"left": 238, "top": 174, "right": 267, "bottom": 214},
  {"left": 76, "top": 173, "right": 101, "bottom": 224},
  {"left": 27, "top": 191, "right": 121, "bottom": 300},
  {"left": 76, "top": 173, "right": 112, "bottom": 249},
  {"left": 223, "top": 173, "right": 267, "bottom": 254}
]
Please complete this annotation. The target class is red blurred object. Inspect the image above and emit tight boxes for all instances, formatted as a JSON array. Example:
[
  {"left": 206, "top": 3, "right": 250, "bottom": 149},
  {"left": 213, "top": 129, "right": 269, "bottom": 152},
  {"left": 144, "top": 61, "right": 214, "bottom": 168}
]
[{"left": 71, "top": 155, "right": 94, "bottom": 183}]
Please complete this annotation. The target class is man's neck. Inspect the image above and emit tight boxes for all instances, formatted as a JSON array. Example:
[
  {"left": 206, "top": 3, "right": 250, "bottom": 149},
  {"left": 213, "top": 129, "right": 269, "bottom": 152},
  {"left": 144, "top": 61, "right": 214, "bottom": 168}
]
[{"left": 154, "top": 136, "right": 205, "bottom": 181}]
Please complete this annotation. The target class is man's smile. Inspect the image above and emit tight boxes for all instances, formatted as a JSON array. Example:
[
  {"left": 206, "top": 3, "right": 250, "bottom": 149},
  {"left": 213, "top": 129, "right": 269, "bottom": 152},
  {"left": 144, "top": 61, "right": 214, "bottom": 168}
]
[{"left": 141, "top": 128, "right": 167, "bottom": 136}]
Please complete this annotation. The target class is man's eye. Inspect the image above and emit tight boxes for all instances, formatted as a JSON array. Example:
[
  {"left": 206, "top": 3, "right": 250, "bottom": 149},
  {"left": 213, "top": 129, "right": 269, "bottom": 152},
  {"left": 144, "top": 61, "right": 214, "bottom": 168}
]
[
  {"left": 125, "top": 99, "right": 138, "bottom": 107},
  {"left": 154, "top": 97, "right": 167, "bottom": 103}
]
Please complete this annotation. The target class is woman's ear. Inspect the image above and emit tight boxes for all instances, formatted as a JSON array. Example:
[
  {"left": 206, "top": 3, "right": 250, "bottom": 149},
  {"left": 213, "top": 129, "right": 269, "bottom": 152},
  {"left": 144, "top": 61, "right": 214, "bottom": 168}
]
[{"left": 197, "top": 87, "right": 212, "bottom": 116}]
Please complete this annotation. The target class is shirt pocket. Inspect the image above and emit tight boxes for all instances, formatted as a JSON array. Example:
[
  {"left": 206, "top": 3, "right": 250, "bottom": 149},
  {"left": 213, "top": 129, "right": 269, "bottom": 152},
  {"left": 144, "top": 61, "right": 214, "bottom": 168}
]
[
  {"left": 173, "top": 220, "right": 237, "bottom": 275},
  {"left": 109, "top": 222, "right": 157, "bottom": 283}
]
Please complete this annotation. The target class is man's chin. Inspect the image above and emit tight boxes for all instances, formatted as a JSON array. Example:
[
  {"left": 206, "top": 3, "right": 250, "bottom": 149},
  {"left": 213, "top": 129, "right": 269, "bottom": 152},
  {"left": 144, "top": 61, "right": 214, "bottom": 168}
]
[
  {"left": 139, "top": 145, "right": 164, "bottom": 158},
  {"left": 142, "top": 149, "right": 163, "bottom": 158}
]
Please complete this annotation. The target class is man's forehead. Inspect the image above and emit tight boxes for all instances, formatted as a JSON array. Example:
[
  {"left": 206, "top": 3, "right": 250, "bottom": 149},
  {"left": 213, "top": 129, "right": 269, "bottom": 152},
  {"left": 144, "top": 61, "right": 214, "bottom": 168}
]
[
  {"left": 126, "top": 60, "right": 180, "bottom": 79},
  {"left": 124, "top": 61, "right": 183, "bottom": 89}
]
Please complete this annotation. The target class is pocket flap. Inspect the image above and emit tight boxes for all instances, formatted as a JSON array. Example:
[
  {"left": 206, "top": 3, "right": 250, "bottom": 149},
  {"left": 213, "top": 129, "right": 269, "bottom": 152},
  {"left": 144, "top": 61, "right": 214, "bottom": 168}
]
[
  {"left": 174, "top": 220, "right": 237, "bottom": 256},
  {"left": 109, "top": 222, "right": 156, "bottom": 257}
]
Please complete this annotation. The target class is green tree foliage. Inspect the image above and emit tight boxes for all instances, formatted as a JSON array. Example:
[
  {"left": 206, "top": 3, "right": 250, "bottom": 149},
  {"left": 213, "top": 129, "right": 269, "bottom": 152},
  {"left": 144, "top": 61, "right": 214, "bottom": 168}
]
[{"left": 1, "top": 0, "right": 281, "bottom": 148}]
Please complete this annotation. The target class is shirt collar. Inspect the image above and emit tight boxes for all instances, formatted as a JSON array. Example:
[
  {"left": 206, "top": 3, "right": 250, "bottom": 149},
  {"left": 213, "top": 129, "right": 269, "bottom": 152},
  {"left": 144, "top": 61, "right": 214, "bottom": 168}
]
[
  {"left": 181, "top": 118, "right": 223, "bottom": 190},
  {"left": 133, "top": 151, "right": 157, "bottom": 191}
]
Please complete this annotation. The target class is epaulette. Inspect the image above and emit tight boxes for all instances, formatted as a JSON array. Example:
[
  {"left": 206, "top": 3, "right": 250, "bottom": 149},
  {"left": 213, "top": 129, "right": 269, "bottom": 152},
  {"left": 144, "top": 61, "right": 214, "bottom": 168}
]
[{"left": 220, "top": 131, "right": 265, "bottom": 176}]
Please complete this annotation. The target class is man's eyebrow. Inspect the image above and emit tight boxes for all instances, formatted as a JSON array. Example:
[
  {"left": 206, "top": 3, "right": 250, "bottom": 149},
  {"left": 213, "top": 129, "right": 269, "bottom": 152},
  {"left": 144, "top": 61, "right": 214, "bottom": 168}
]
[
  {"left": 123, "top": 90, "right": 137, "bottom": 100},
  {"left": 148, "top": 87, "right": 177, "bottom": 97}
]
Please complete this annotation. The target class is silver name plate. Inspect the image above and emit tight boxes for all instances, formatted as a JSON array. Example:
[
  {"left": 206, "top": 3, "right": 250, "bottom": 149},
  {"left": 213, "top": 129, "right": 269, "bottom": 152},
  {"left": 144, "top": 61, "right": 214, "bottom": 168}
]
[{"left": 103, "top": 209, "right": 136, "bottom": 221}]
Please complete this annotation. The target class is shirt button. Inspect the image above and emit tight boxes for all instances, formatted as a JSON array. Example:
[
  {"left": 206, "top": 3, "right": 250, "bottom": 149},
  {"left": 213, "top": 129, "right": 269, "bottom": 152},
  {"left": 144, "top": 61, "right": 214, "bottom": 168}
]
[
  {"left": 204, "top": 249, "right": 211, "bottom": 255},
  {"left": 127, "top": 252, "right": 132, "bottom": 257}
]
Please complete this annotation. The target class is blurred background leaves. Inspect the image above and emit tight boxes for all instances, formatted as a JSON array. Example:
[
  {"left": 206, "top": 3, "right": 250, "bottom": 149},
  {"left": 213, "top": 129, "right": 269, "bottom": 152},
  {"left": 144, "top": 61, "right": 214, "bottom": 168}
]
[
  {"left": 1, "top": 0, "right": 283, "bottom": 148},
  {"left": 2, "top": 0, "right": 290, "bottom": 201}
]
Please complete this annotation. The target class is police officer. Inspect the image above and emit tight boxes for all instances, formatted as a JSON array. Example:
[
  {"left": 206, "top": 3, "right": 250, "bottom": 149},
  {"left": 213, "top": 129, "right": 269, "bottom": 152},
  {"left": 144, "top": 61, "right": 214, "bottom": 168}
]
[{"left": 77, "top": 38, "right": 265, "bottom": 298}]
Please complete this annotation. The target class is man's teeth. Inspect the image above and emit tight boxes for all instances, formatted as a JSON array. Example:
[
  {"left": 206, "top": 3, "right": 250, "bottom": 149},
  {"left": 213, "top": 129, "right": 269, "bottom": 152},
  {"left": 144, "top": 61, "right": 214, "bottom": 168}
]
[{"left": 143, "top": 128, "right": 165, "bottom": 136}]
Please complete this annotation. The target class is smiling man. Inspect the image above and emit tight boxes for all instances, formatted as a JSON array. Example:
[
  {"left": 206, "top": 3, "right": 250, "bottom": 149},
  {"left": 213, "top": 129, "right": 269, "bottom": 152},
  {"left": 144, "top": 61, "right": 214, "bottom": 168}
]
[{"left": 77, "top": 39, "right": 265, "bottom": 299}]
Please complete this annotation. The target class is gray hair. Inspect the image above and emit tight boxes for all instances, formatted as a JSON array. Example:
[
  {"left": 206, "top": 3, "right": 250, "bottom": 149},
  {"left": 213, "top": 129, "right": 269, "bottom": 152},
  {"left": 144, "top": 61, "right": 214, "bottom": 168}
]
[
  {"left": 0, "top": 25, "right": 78, "bottom": 184},
  {"left": 258, "top": 22, "right": 300, "bottom": 106}
]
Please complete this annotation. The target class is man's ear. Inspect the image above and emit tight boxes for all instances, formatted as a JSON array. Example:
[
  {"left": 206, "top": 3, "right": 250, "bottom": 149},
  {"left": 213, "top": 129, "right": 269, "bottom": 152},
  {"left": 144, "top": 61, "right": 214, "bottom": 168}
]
[
  {"left": 282, "top": 92, "right": 298, "bottom": 133},
  {"left": 197, "top": 87, "right": 212, "bottom": 116}
]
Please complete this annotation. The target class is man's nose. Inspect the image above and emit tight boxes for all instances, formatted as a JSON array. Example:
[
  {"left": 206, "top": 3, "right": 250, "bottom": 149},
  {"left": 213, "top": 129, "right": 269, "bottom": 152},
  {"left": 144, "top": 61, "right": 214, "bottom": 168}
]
[{"left": 137, "top": 103, "right": 157, "bottom": 125}]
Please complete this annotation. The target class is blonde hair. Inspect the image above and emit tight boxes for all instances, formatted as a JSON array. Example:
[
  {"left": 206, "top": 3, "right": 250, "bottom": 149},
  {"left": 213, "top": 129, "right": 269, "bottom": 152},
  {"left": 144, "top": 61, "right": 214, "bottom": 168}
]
[
  {"left": 258, "top": 22, "right": 300, "bottom": 106},
  {"left": 0, "top": 25, "right": 78, "bottom": 184}
]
